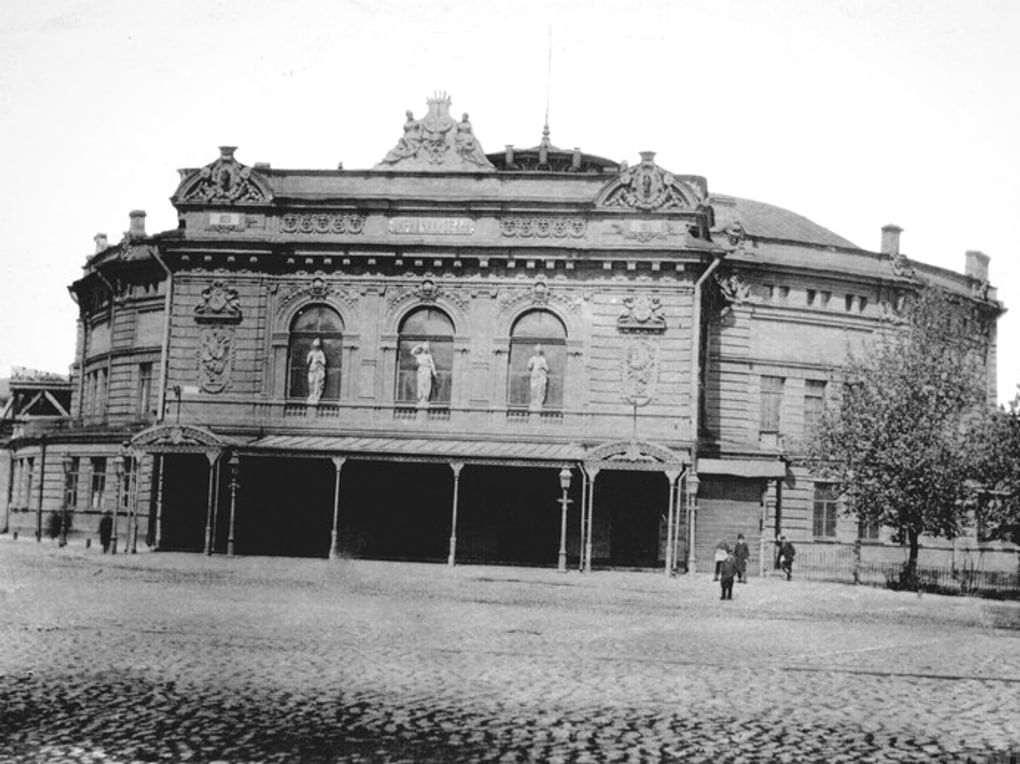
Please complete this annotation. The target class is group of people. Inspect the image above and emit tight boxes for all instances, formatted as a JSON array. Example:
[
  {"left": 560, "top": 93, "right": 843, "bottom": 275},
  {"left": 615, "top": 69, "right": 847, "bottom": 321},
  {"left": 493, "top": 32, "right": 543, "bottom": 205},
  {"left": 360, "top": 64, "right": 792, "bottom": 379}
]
[{"left": 711, "top": 534, "right": 797, "bottom": 600}]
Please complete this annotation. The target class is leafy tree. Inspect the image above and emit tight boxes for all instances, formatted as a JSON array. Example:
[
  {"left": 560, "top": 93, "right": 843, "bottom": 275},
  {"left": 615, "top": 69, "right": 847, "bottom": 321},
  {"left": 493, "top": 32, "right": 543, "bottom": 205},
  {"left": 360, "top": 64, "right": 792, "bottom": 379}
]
[
  {"left": 966, "top": 389, "right": 1020, "bottom": 544},
  {"left": 806, "top": 287, "right": 992, "bottom": 586}
]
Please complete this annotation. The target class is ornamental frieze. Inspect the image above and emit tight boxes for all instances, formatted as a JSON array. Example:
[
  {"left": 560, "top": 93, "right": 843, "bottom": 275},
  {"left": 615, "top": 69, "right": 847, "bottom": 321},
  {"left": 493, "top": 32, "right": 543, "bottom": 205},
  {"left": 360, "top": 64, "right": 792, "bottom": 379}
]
[
  {"left": 198, "top": 326, "right": 235, "bottom": 394},
  {"left": 608, "top": 220, "right": 685, "bottom": 243},
  {"left": 194, "top": 280, "right": 242, "bottom": 323},
  {"left": 499, "top": 217, "right": 587, "bottom": 239},
  {"left": 281, "top": 213, "right": 366, "bottom": 235},
  {"left": 617, "top": 294, "right": 667, "bottom": 333},
  {"left": 387, "top": 217, "right": 475, "bottom": 235}
]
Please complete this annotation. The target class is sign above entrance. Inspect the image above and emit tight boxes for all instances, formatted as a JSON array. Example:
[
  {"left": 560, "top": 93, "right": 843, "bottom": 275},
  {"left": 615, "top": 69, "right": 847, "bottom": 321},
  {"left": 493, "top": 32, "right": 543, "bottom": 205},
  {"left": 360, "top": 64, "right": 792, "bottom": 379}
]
[{"left": 387, "top": 217, "right": 475, "bottom": 236}]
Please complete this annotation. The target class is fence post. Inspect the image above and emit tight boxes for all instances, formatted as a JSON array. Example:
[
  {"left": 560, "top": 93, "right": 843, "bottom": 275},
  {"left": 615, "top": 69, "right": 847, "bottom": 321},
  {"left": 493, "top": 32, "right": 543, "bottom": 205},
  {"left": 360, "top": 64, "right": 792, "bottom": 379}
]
[{"left": 853, "top": 539, "right": 861, "bottom": 585}]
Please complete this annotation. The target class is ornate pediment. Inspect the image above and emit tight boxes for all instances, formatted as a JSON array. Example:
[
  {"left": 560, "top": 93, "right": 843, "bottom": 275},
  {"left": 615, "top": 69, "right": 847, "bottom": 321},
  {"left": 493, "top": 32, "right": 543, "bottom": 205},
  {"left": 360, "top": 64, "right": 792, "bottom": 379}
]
[
  {"left": 175, "top": 147, "right": 272, "bottom": 205},
  {"left": 130, "top": 424, "right": 228, "bottom": 452},
  {"left": 595, "top": 152, "right": 707, "bottom": 212},
  {"left": 375, "top": 93, "right": 495, "bottom": 172},
  {"left": 586, "top": 440, "right": 683, "bottom": 466}
]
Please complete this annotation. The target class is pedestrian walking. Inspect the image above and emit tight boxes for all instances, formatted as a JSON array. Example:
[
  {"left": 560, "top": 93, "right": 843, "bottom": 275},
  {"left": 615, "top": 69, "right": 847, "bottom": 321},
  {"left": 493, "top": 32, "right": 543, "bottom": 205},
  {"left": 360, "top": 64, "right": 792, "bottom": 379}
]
[
  {"left": 733, "top": 533, "right": 750, "bottom": 583},
  {"left": 99, "top": 511, "right": 113, "bottom": 553},
  {"left": 712, "top": 539, "right": 730, "bottom": 581},
  {"left": 719, "top": 552, "right": 736, "bottom": 600},
  {"left": 778, "top": 535, "right": 796, "bottom": 580}
]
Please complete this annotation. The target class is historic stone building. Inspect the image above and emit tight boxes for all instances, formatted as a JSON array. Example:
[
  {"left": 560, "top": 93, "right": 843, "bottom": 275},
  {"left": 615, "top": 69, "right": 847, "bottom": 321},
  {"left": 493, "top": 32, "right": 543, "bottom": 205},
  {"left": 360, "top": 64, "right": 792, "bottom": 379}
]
[{"left": 2, "top": 94, "right": 1004, "bottom": 573}]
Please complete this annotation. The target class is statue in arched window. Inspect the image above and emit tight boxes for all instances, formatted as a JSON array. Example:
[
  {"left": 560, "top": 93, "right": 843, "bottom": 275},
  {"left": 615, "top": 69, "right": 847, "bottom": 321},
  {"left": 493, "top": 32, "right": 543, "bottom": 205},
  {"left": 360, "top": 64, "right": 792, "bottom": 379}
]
[
  {"left": 527, "top": 344, "right": 550, "bottom": 409},
  {"left": 411, "top": 341, "right": 437, "bottom": 404},
  {"left": 306, "top": 338, "right": 327, "bottom": 404}
]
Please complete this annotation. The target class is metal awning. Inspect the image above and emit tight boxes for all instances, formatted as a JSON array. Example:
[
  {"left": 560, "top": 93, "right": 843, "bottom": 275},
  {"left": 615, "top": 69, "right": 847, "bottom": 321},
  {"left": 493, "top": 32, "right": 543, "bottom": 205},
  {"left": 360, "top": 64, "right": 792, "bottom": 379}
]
[
  {"left": 697, "top": 458, "right": 787, "bottom": 479},
  {"left": 245, "top": 434, "right": 583, "bottom": 468}
]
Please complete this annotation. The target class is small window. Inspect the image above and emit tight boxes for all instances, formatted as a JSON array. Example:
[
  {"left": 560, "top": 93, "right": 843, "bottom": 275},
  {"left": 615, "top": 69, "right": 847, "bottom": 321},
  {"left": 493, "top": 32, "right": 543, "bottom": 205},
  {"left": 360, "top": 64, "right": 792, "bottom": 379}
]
[
  {"left": 760, "top": 376, "right": 784, "bottom": 433},
  {"left": 844, "top": 294, "right": 855, "bottom": 312},
  {"left": 778, "top": 286, "right": 790, "bottom": 300},
  {"left": 804, "top": 380, "right": 826, "bottom": 433},
  {"left": 90, "top": 457, "right": 107, "bottom": 512},
  {"left": 813, "top": 484, "right": 838, "bottom": 538},
  {"left": 65, "top": 456, "right": 80, "bottom": 511},
  {"left": 820, "top": 291, "right": 831, "bottom": 308},
  {"left": 764, "top": 284, "right": 775, "bottom": 300},
  {"left": 858, "top": 296, "right": 868, "bottom": 313},
  {"left": 806, "top": 289, "right": 816, "bottom": 306}
]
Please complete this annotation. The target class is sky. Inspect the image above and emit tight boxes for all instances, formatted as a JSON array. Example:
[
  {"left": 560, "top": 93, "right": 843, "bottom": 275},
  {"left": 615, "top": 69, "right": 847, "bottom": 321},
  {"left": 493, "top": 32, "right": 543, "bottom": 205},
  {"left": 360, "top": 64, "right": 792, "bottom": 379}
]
[{"left": 1, "top": 0, "right": 1017, "bottom": 402}]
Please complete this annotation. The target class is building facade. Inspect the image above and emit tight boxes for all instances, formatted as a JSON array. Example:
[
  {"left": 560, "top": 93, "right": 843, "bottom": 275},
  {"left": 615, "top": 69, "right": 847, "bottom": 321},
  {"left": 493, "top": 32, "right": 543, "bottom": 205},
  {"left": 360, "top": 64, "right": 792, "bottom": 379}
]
[{"left": 3, "top": 94, "right": 1005, "bottom": 573}]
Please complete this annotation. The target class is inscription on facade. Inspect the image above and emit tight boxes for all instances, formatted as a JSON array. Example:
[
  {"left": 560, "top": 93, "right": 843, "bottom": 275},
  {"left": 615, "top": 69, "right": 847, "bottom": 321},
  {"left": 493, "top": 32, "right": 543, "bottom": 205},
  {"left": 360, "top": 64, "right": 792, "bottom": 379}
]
[{"left": 387, "top": 217, "right": 475, "bottom": 235}]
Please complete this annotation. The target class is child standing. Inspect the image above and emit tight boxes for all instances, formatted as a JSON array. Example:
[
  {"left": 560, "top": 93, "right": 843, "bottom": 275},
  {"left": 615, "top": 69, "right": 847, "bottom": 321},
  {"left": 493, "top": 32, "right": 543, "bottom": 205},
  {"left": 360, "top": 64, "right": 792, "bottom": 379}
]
[{"left": 719, "top": 552, "right": 736, "bottom": 600}]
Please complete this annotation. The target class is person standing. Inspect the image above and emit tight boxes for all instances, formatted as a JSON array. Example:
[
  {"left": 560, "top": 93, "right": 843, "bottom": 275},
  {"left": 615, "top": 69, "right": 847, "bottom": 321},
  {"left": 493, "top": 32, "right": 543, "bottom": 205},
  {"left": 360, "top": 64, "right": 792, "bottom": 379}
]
[
  {"left": 712, "top": 539, "right": 730, "bottom": 581},
  {"left": 719, "top": 552, "right": 736, "bottom": 600},
  {"left": 98, "top": 511, "right": 113, "bottom": 554},
  {"left": 778, "top": 535, "right": 796, "bottom": 580},
  {"left": 733, "top": 533, "right": 750, "bottom": 583}
]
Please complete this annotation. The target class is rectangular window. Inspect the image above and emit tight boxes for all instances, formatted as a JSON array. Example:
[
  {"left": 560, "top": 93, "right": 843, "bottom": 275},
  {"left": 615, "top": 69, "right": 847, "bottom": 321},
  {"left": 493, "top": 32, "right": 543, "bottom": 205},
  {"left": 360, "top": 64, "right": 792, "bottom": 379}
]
[
  {"left": 90, "top": 457, "right": 107, "bottom": 512},
  {"left": 764, "top": 284, "right": 775, "bottom": 300},
  {"left": 820, "top": 291, "right": 831, "bottom": 308},
  {"left": 860, "top": 518, "right": 880, "bottom": 541},
  {"left": 65, "top": 457, "right": 80, "bottom": 511},
  {"left": 24, "top": 457, "right": 35, "bottom": 509},
  {"left": 806, "top": 289, "right": 816, "bottom": 306},
  {"left": 760, "top": 376, "right": 784, "bottom": 433},
  {"left": 137, "top": 363, "right": 154, "bottom": 418},
  {"left": 813, "top": 483, "right": 838, "bottom": 538},
  {"left": 844, "top": 294, "right": 855, "bottom": 312},
  {"left": 858, "top": 296, "right": 868, "bottom": 313},
  {"left": 804, "top": 380, "right": 826, "bottom": 432},
  {"left": 778, "top": 285, "right": 790, "bottom": 300}
]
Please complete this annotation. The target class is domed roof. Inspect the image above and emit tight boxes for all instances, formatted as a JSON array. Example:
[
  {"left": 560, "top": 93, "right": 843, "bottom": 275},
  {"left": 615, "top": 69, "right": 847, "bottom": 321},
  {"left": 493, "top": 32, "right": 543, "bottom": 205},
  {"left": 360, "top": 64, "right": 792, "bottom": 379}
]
[{"left": 711, "top": 194, "right": 859, "bottom": 250}]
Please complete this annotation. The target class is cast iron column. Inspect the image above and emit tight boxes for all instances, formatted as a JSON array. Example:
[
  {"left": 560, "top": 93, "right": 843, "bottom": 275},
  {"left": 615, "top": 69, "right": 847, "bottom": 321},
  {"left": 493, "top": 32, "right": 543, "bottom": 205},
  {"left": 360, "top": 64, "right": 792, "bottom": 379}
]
[
  {"left": 329, "top": 456, "right": 346, "bottom": 559},
  {"left": 447, "top": 461, "right": 464, "bottom": 567}
]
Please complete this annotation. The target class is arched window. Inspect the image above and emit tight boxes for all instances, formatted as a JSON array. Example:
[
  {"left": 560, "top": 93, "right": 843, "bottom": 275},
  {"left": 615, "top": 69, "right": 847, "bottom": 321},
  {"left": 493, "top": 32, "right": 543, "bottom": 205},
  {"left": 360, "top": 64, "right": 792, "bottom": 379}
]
[
  {"left": 509, "top": 310, "right": 566, "bottom": 409},
  {"left": 287, "top": 304, "right": 343, "bottom": 401},
  {"left": 397, "top": 307, "right": 454, "bottom": 404}
]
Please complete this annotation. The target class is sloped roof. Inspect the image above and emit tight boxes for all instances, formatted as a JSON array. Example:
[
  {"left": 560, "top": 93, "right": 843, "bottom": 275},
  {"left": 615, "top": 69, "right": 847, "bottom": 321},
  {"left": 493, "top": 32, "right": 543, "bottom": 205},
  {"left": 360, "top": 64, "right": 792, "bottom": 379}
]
[{"left": 712, "top": 195, "right": 860, "bottom": 250}]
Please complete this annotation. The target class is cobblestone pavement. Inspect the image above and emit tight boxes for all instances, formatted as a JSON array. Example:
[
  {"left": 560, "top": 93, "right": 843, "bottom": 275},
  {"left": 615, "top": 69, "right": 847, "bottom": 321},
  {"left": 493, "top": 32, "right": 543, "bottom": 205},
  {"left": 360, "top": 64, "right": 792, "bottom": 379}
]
[{"left": 1, "top": 541, "right": 1019, "bottom": 763}]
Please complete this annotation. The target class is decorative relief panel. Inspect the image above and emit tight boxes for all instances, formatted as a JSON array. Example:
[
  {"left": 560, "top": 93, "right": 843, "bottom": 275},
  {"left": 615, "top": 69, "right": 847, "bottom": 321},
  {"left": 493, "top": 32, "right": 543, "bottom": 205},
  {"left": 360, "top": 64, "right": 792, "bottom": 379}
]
[
  {"left": 277, "top": 277, "right": 360, "bottom": 313},
  {"left": 715, "top": 273, "right": 754, "bottom": 306},
  {"left": 497, "top": 278, "right": 582, "bottom": 316},
  {"left": 499, "top": 217, "right": 587, "bottom": 239},
  {"left": 280, "top": 213, "right": 366, "bottom": 235},
  {"left": 620, "top": 338, "right": 659, "bottom": 405},
  {"left": 617, "top": 294, "right": 667, "bottom": 333},
  {"left": 194, "top": 280, "right": 242, "bottom": 323},
  {"left": 608, "top": 220, "right": 685, "bottom": 243},
  {"left": 385, "top": 277, "right": 470, "bottom": 313},
  {"left": 198, "top": 326, "right": 235, "bottom": 394}
]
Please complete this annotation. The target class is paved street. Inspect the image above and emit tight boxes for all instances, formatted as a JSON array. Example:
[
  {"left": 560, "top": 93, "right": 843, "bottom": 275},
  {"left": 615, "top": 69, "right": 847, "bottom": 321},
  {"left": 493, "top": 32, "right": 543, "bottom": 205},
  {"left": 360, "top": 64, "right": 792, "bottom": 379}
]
[{"left": 1, "top": 541, "right": 1019, "bottom": 763}]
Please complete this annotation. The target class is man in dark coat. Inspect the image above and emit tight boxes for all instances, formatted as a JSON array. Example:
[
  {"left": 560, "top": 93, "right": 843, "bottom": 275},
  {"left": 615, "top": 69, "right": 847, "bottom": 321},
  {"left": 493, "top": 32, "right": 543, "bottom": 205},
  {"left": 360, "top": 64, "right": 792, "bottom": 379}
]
[
  {"left": 733, "top": 533, "right": 750, "bottom": 583},
  {"left": 99, "top": 512, "right": 113, "bottom": 553},
  {"left": 719, "top": 553, "right": 736, "bottom": 600},
  {"left": 778, "top": 535, "right": 795, "bottom": 580}
]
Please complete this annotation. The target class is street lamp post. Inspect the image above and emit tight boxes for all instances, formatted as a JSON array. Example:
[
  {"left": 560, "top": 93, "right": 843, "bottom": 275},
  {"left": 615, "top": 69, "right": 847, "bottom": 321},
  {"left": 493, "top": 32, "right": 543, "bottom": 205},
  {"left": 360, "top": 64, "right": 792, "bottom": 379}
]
[
  {"left": 557, "top": 467, "right": 572, "bottom": 573},
  {"left": 60, "top": 455, "right": 74, "bottom": 547},
  {"left": 111, "top": 455, "right": 124, "bottom": 555}
]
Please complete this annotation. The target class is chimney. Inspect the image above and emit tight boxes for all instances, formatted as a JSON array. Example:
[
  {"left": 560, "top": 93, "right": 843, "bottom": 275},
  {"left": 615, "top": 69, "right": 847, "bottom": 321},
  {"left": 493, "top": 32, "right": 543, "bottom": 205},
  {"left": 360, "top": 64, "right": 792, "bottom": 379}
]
[
  {"left": 93, "top": 233, "right": 108, "bottom": 254},
  {"left": 965, "top": 250, "right": 990, "bottom": 282},
  {"left": 571, "top": 148, "right": 582, "bottom": 171},
  {"left": 128, "top": 210, "right": 147, "bottom": 238},
  {"left": 880, "top": 224, "right": 902, "bottom": 256},
  {"left": 505, "top": 145, "right": 515, "bottom": 167}
]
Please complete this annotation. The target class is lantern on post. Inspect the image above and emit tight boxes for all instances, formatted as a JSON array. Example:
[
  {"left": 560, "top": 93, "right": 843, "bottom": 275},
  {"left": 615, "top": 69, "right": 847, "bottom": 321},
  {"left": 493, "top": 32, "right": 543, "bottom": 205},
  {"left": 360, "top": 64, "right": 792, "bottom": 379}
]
[
  {"left": 111, "top": 455, "right": 124, "bottom": 555},
  {"left": 557, "top": 467, "right": 573, "bottom": 573},
  {"left": 60, "top": 454, "right": 75, "bottom": 547}
]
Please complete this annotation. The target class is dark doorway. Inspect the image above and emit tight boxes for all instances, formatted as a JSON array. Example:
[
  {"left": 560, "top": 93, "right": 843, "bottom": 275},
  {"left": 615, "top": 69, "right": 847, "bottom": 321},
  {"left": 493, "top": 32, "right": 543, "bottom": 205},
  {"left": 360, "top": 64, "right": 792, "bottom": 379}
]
[
  {"left": 160, "top": 454, "right": 212, "bottom": 552},
  {"left": 457, "top": 465, "right": 581, "bottom": 567},
  {"left": 335, "top": 461, "right": 451, "bottom": 561},
  {"left": 593, "top": 471, "right": 668, "bottom": 568},
  {"left": 236, "top": 457, "right": 335, "bottom": 557}
]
